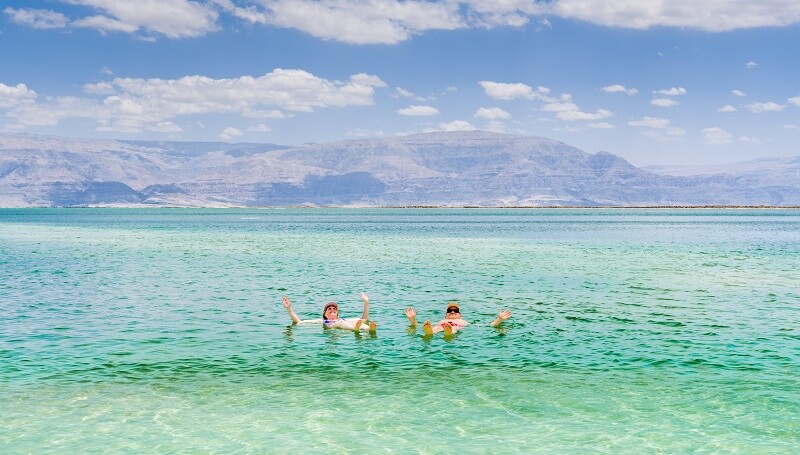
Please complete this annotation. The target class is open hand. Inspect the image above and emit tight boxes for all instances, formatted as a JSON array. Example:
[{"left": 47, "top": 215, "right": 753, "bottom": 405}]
[
  {"left": 405, "top": 306, "right": 416, "bottom": 318},
  {"left": 282, "top": 296, "right": 292, "bottom": 309},
  {"left": 498, "top": 309, "right": 511, "bottom": 321}
]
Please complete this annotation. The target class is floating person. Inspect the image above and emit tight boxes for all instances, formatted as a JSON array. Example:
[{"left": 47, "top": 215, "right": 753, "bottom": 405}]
[
  {"left": 404, "top": 302, "right": 511, "bottom": 336},
  {"left": 282, "top": 292, "right": 377, "bottom": 333}
]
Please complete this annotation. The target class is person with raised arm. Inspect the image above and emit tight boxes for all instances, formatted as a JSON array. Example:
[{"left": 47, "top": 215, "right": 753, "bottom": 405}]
[
  {"left": 283, "top": 292, "right": 377, "bottom": 333},
  {"left": 405, "top": 302, "right": 510, "bottom": 336}
]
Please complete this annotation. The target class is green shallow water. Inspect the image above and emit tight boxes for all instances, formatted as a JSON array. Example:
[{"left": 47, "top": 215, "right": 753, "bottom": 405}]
[{"left": 1, "top": 208, "right": 799, "bottom": 453}]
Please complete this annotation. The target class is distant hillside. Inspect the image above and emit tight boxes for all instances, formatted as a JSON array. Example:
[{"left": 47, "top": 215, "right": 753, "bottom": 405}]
[{"left": 2, "top": 131, "right": 799, "bottom": 207}]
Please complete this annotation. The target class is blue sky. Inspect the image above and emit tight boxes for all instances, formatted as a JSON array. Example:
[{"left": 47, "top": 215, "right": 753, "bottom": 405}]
[{"left": 1, "top": 1, "right": 799, "bottom": 165}]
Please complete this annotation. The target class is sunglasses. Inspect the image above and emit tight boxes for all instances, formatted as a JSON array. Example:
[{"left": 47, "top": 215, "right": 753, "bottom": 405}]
[{"left": 446, "top": 308, "right": 460, "bottom": 314}]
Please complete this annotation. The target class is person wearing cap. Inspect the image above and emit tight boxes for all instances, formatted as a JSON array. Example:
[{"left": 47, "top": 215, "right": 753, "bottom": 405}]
[
  {"left": 282, "top": 292, "right": 377, "bottom": 333},
  {"left": 404, "top": 302, "right": 511, "bottom": 336}
]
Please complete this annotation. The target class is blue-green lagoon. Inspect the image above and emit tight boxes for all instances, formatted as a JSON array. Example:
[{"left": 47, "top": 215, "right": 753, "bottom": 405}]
[{"left": 1, "top": 208, "right": 798, "bottom": 453}]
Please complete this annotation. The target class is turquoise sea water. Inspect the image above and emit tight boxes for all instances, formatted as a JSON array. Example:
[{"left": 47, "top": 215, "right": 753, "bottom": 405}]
[{"left": 1, "top": 208, "right": 799, "bottom": 453}]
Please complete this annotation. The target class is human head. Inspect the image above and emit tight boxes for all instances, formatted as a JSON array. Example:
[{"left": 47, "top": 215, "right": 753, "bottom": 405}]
[
  {"left": 322, "top": 302, "right": 338, "bottom": 320},
  {"left": 445, "top": 302, "right": 461, "bottom": 319}
]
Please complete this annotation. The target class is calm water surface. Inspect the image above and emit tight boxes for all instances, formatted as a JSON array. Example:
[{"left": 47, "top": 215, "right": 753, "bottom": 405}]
[{"left": 1, "top": 208, "right": 799, "bottom": 453}]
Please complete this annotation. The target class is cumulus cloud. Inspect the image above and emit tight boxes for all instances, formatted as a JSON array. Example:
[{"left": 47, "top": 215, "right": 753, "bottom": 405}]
[
  {"left": 148, "top": 121, "right": 182, "bottom": 133},
  {"left": 480, "top": 81, "right": 540, "bottom": 100},
  {"left": 746, "top": 61, "right": 758, "bottom": 68},
  {"left": 652, "top": 98, "right": 678, "bottom": 107},
  {"left": 238, "top": 0, "right": 464, "bottom": 44},
  {"left": 702, "top": 127, "right": 734, "bottom": 145},
  {"left": 717, "top": 105, "right": 737, "bottom": 112},
  {"left": 557, "top": 109, "right": 612, "bottom": 121},
  {"left": 548, "top": 1, "right": 800, "bottom": 32},
  {"left": 629, "top": 117, "right": 670, "bottom": 128},
  {"left": 220, "top": 127, "right": 242, "bottom": 140},
  {"left": 474, "top": 107, "right": 511, "bottom": 120},
  {"left": 654, "top": 87, "right": 686, "bottom": 96},
  {"left": 4, "top": 7, "right": 69, "bottom": 29},
  {"left": 732, "top": 89, "right": 747, "bottom": 97},
  {"left": 396, "top": 105, "right": 440, "bottom": 116},
  {"left": 0, "top": 82, "right": 38, "bottom": 108},
  {"left": 7, "top": 69, "right": 386, "bottom": 133},
  {"left": 434, "top": 120, "right": 475, "bottom": 132},
  {"left": 542, "top": 102, "right": 579, "bottom": 112},
  {"left": 247, "top": 123, "right": 272, "bottom": 132},
  {"left": 788, "top": 96, "right": 800, "bottom": 106},
  {"left": 588, "top": 122, "right": 613, "bottom": 129},
  {"left": 73, "top": 15, "right": 140, "bottom": 34},
  {"left": 746, "top": 102, "right": 786, "bottom": 113},
  {"left": 10, "top": 1, "right": 800, "bottom": 44},
  {"left": 601, "top": 84, "right": 638, "bottom": 95},
  {"left": 393, "top": 87, "right": 426, "bottom": 101}
]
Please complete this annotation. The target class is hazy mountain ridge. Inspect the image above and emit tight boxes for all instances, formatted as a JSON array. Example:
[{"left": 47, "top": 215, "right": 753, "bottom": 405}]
[{"left": 1, "top": 131, "right": 799, "bottom": 207}]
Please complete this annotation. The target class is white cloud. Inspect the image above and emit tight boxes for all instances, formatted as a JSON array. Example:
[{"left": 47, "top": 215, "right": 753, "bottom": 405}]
[
  {"left": 220, "top": 127, "right": 242, "bottom": 140},
  {"left": 702, "top": 127, "right": 734, "bottom": 145},
  {"left": 4, "top": 7, "right": 68, "bottom": 29},
  {"left": 788, "top": 96, "right": 800, "bottom": 106},
  {"left": 148, "top": 121, "right": 182, "bottom": 133},
  {"left": 738, "top": 136, "right": 760, "bottom": 143},
  {"left": 601, "top": 84, "right": 638, "bottom": 95},
  {"left": 11, "top": 2, "right": 800, "bottom": 44},
  {"left": 629, "top": 117, "right": 670, "bottom": 128},
  {"left": 436, "top": 120, "right": 475, "bottom": 132},
  {"left": 784, "top": 124, "right": 798, "bottom": 129},
  {"left": 68, "top": 0, "right": 219, "bottom": 38},
  {"left": 73, "top": 15, "right": 139, "bottom": 34},
  {"left": 746, "top": 102, "right": 786, "bottom": 113},
  {"left": 7, "top": 69, "right": 386, "bottom": 133},
  {"left": 717, "top": 105, "right": 737, "bottom": 112},
  {"left": 746, "top": 61, "right": 758, "bottom": 68},
  {"left": 244, "top": 0, "right": 464, "bottom": 44},
  {"left": 588, "top": 122, "right": 613, "bottom": 129},
  {"left": 393, "top": 87, "right": 425, "bottom": 101},
  {"left": 0, "top": 82, "right": 38, "bottom": 108},
  {"left": 654, "top": 87, "right": 686, "bottom": 96},
  {"left": 732, "top": 89, "right": 747, "bottom": 97},
  {"left": 83, "top": 81, "right": 116, "bottom": 95},
  {"left": 397, "top": 105, "right": 440, "bottom": 116},
  {"left": 652, "top": 98, "right": 678, "bottom": 107},
  {"left": 557, "top": 109, "right": 612, "bottom": 121},
  {"left": 542, "top": 102, "right": 579, "bottom": 112},
  {"left": 247, "top": 123, "right": 272, "bottom": 132},
  {"left": 474, "top": 107, "right": 511, "bottom": 120},
  {"left": 480, "top": 81, "right": 535, "bottom": 100},
  {"left": 548, "top": 1, "right": 800, "bottom": 32}
]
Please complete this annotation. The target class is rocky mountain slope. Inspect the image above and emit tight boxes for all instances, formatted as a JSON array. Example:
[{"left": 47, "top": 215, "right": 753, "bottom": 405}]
[{"left": 1, "top": 131, "right": 798, "bottom": 206}]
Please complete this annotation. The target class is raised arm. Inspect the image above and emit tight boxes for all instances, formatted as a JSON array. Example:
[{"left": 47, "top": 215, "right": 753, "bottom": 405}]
[
  {"left": 404, "top": 306, "right": 418, "bottom": 326},
  {"left": 490, "top": 309, "right": 511, "bottom": 327},
  {"left": 359, "top": 292, "right": 369, "bottom": 320},
  {"left": 282, "top": 296, "right": 302, "bottom": 324}
]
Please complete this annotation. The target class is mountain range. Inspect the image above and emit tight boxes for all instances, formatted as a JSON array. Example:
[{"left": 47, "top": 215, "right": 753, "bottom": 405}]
[{"left": 2, "top": 131, "right": 799, "bottom": 207}]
